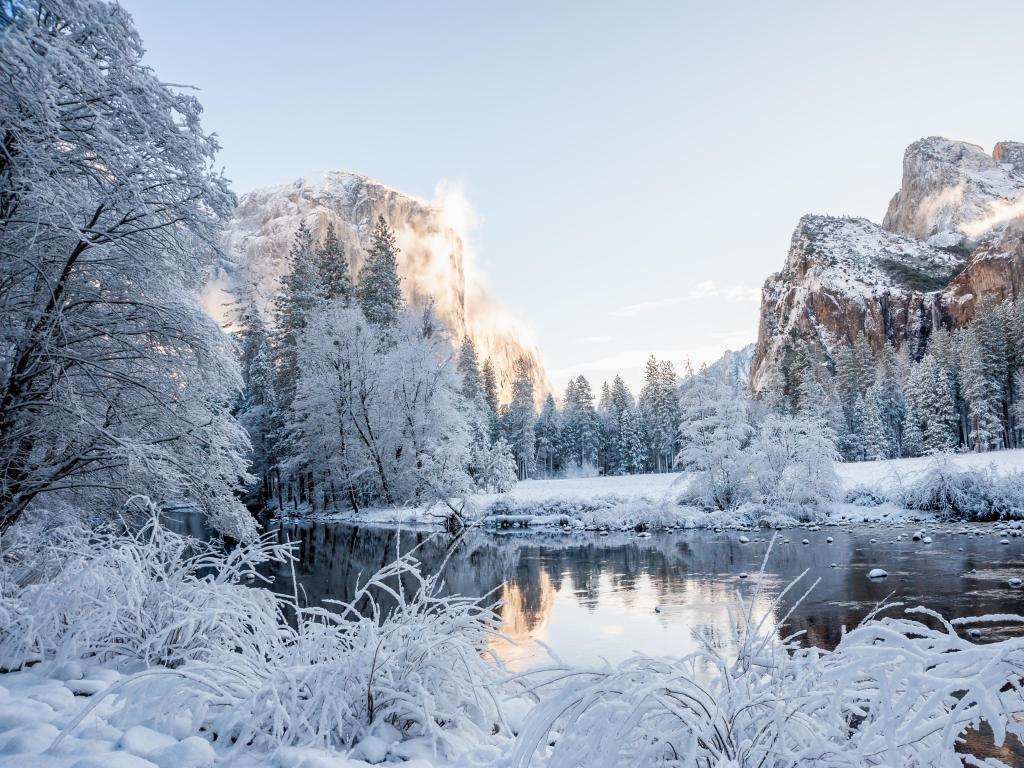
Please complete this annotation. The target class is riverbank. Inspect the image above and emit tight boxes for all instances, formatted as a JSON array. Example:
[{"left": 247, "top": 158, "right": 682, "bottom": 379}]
[{"left": 277, "top": 449, "right": 1024, "bottom": 532}]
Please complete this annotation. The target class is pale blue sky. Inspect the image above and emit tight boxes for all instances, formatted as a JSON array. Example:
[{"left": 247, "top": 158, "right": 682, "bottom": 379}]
[{"left": 119, "top": 0, "right": 1024, "bottom": 393}]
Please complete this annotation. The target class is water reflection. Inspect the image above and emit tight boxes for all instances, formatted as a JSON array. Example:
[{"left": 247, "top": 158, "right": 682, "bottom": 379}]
[{"left": 260, "top": 523, "right": 1024, "bottom": 670}]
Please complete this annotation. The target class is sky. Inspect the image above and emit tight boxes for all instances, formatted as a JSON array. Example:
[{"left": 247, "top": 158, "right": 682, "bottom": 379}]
[{"left": 118, "top": 0, "right": 1024, "bottom": 394}]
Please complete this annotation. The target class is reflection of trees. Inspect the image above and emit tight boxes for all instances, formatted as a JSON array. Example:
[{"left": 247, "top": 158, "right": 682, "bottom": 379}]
[{"left": 256, "top": 523, "right": 1024, "bottom": 653}]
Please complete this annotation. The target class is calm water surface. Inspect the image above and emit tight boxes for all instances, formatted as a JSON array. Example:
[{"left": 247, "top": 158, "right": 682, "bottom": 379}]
[
  {"left": 259, "top": 520, "right": 1024, "bottom": 668},
  {"left": 166, "top": 513, "right": 1024, "bottom": 763}
]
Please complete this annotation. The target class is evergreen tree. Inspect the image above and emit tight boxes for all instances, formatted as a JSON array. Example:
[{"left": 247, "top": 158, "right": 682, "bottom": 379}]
[
  {"left": 316, "top": 222, "right": 352, "bottom": 303},
  {"left": 960, "top": 328, "right": 1003, "bottom": 452},
  {"left": 534, "top": 394, "right": 563, "bottom": 476},
  {"left": 501, "top": 358, "right": 537, "bottom": 479},
  {"left": 562, "top": 375, "right": 600, "bottom": 470},
  {"left": 457, "top": 337, "right": 484, "bottom": 403},
  {"left": 235, "top": 298, "right": 279, "bottom": 507},
  {"left": 640, "top": 356, "right": 679, "bottom": 472},
  {"left": 356, "top": 215, "right": 403, "bottom": 328},
  {"left": 273, "top": 221, "right": 321, "bottom": 409},
  {"left": 481, "top": 358, "right": 500, "bottom": 414},
  {"left": 862, "top": 378, "right": 891, "bottom": 461},
  {"left": 617, "top": 406, "right": 646, "bottom": 474}
]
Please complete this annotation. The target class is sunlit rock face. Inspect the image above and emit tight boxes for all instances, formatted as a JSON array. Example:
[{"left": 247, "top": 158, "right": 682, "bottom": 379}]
[
  {"left": 751, "top": 138, "right": 1024, "bottom": 394},
  {"left": 204, "top": 171, "right": 550, "bottom": 405}
]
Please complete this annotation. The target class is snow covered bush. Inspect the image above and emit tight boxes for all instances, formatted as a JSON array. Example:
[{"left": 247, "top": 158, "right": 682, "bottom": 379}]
[
  {"left": 474, "top": 437, "right": 519, "bottom": 493},
  {"left": 110, "top": 546, "right": 507, "bottom": 759},
  {"left": 511, "top": 542, "right": 1024, "bottom": 767},
  {"left": 7, "top": 511, "right": 508, "bottom": 760},
  {"left": 0, "top": 506, "right": 288, "bottom": 670},
  {"left": 676, "top": 371, "right": 754, "bottom": 510},
  {"left": 752, "top": 413, "right": 841, "bottom": 507},
  {"left": 896, "top": 457, "right": 1024, "bottom": 520}
]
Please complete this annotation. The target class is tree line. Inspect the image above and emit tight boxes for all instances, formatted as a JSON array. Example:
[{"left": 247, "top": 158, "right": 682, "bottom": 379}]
[{"left": 768, "top": 297, "right": 1024, "bottom": 460}]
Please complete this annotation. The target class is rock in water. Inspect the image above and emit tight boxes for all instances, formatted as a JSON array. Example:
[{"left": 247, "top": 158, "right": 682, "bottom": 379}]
[{"left": 868, "top": 568, "right": 888, "bottom": 579}]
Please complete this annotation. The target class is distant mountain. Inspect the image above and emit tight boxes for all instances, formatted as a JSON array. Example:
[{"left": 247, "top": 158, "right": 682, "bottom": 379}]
[
  {"left": 202, "top": 171, "right": 550, "bottom": 405},
  {"left": 705, "top": 344, "right": 755, "bottom": 390},
  {"left": 750, "top": 137, "right": 1024, "bottom": 393}
]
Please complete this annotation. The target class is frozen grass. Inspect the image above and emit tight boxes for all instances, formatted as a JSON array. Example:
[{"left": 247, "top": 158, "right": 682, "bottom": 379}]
[
  {"left": 511, "top": 537, "right": 1024, "bottom": 768},
  {"left": 0, "top": 508, "right": 510, "bottom": 764},
  {"left": 0, "top": 509, "right": 288, "bottom": 670}
]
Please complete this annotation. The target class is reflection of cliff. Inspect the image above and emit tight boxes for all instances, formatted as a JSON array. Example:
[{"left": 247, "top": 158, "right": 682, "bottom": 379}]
[{"left": 261, "top": 523, "right": 1024, "bottom": 659}]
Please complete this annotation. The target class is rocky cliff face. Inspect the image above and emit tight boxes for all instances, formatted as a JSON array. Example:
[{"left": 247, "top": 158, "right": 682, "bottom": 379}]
[
  {"left": 750, "top": 138, "right": 1024, "bottom": 393},
  {"left": 203, "top": 171, "right": 550, "bottom": 404}
]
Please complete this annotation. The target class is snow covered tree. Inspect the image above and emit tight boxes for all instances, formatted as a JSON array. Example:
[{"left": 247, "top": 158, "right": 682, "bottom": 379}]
[
  {"left": 457, "top": 337, "right": 484, "bottom": 403},
  {"left": 273, "top": 221, "right": 321, "bottom": 409},
  {"left": 534, "top": 393, "right": 562, "bottom": 476},
  {"left": 862, "top": 378, "right": 892, "bottom": 461},
  {"left": 904, "top": 355, "right": 957, "bottom": 456},
  {"left": 290, "top": 305, "right": 472, "bottom": 509},
  {"left": 356, "top": 215, "right": 403, "bottom": 329},
  {"left": 481, "top": 358, "right": 500, "bottom": 413},
  {"left": 473, "top": 437, "right": 518, "bottom": 493},
  {"left": 617, "top": 406, "right": 646, "bottom": 475},
  {"left": 316, "top": 222, "right": 352, "bottom": 303},
  {"left": 561, "top": 375, "right": 600, "bottom": 472},
  {"left": 960, "top": 328, "right": 1003, "bottom": 452},
  {"left": 751, "top": 413, "right": 840, "bottom": 507},
  {"left": 677, "top": 368, "right": 754, "bottom": 510},
  {"left": 501, "top": 358, "right": 536, "bottom": 480},
  {"left": 0, "top": 0, "right": 253, "bottom": 538},
  {"left": 235, "top": 297, "right": 280, "bottom": 507},
  {"left": 640, "top": 357, "right": 680, "bottom": 472}
]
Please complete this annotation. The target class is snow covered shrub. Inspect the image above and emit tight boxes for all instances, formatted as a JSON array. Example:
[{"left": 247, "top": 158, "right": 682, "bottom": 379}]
[
  {"left": 843, "top": 484, "right": 888, "bottom": 507},
  {"left": 512, "top": 541, "right": 1024, "bottom": 768},
  {"left": 0, "top": 507, "right": 288, "bottom": 670},
  {"left": 751, "top": 414, "right": 840, "bottom": 507},
  {"left": 897, "top": 457, "right": 1024, "bottom": 520},
  {"left": 677, "top": 373, "right": 755, "bottom": 511},
  {"left": 117, "top": 548, "right": 507, "bottom": 759},
  {"left": 474, "top": 437, "right": 519, "bottom": 493}
]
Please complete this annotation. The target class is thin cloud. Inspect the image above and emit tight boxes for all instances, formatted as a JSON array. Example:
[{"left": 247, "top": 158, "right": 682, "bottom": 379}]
[
  {"left": 609, "top": 282, "right": 758, "bottom": 318},
  {"left": 687, "top": 280, "right": 760, "bottom": 302},
  {"left": 608, "top": 297, "right": 683, "bottom": 318},
  {"left": 580, "top": 334, "right": 615, "bottom": 344}
]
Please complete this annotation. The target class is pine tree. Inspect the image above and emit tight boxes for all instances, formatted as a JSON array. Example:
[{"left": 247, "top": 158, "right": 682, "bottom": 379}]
[
  {"left": 457, "top": 337, "right": 483, "bottom": 403},
  {"left": 501, "top": 358, "right": 537, "bottom": 479},
  {"left": 316, "top": 222, "right": 352, "bottom": 303},
  {"left": 481, "top": 358, "right": 500, "bottom": 413},
  {"left": 534, "top": 393, "right": 563, "bottom": 476},
  {"left": 862, "top": 378, "right": 891, "bottom": 461},
  {"left": 562, "top": 375, "right": 600, "bottom": 470},
  {"left": 480, "top": 357, "right": 500, "bottom": 438},
  {"left": 639, "top": 356, "right": 679, "bottom": 472},
  {"left": 617, "top": 406, "right": 646, "bottom": 474},
  {"left": 236, "top": 299, "right": 279, "bottom": 507},
  {"left": 273, "top": 221, "right": 321, "bottom": 408},
  {"left": 960, "top": 329, "right": 1003, "bottom": 452},
  {"left": 597, "top": 381, "right": 615, "bottom": 473},
  {"left": 356, "top": 215, "right": 403, "bottom": 328}
]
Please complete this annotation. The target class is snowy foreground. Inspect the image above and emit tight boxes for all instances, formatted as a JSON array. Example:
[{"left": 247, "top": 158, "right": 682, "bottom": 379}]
[
  {"left": 6, "top": 454, "right": 1024, "bottom": 767},
  {"left": 299, "top": 448, "right": 1024, "bottom": 532}
]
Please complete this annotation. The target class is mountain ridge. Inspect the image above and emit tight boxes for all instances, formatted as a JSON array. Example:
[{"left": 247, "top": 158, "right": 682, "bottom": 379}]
[{"left": 203, "top": 170, "right": 551, "bottom": 405}]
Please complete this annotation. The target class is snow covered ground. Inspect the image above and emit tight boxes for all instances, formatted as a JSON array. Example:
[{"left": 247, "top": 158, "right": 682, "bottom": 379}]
[
  {"left": 0, "top": 661, "right": 485, "bottom": 768},
  {"left": 296, "top": 448, "right": 1024, "bottom": 532},
  {"left": 835, "top": 447, "right": 1024, "bottom": 489}
]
